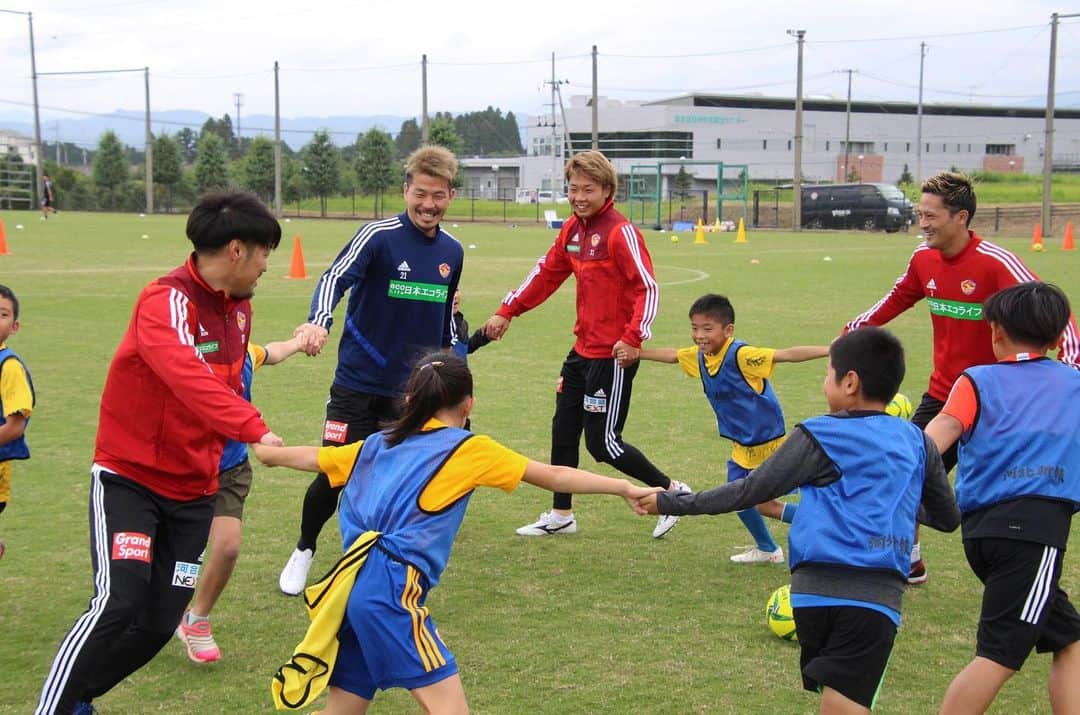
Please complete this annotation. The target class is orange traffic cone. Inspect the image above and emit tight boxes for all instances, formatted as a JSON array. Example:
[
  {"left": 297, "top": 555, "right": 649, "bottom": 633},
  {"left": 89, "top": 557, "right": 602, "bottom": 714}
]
[
  {"left": 0, "top": 218, "right": 7, "bottom": 256},
  {"left": 286, "top": 235, "right": 307, "bottom": 279},
  {"left": 1063, "top": 221, "right": 1075, "bottom": 251},
  {"left": 1031, "top": 223, "right": 1044, "bottom": 252}
]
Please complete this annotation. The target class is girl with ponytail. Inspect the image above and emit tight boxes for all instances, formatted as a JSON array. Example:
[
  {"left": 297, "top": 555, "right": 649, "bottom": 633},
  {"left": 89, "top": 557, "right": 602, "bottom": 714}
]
[{"left": 254, "top": 351, "right": 661, "bottom": 714}]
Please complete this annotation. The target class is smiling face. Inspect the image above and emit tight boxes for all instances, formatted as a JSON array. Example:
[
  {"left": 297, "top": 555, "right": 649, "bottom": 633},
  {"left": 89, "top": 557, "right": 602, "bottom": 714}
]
[
  {"left": 689, "top": 312, "right": 734, "bottom": 356},
  {"left": 0, "top": 296, "right": 19, "bottom": 344},
  {"left": 404, "top": 173, "right": 454, "bottom": 237},
  {"left": 229, "top": 243, "right": 270, "bottom": 300},
  {"left": 567, "top": 171, "right": 612, "bottom": 221},
  {"left": 917, "top": 193, "right": 969, "bottom": 256}
]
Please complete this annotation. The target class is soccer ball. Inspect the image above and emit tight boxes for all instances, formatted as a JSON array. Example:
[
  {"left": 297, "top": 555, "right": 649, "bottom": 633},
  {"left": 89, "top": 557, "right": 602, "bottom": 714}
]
[
  {"left": 766, "top": 584, "right": 797, "bottom": 641},
  {"left": 885, "top": 393, "right": 914, "bottom": 420}
]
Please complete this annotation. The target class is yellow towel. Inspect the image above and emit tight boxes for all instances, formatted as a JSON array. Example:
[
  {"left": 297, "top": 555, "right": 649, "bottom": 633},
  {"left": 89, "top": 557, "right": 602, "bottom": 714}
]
[{"left": 272, "top": 531, "right": 381, "bottom": 710}]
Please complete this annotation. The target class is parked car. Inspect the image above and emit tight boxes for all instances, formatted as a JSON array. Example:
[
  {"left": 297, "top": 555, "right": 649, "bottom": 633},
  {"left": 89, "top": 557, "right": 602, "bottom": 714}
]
[
  {"left": 801, "top": 183, "right": 913, "bottom": 232},
  {"left": 538, "top": 190, "right": 570, "bottom": 204}
]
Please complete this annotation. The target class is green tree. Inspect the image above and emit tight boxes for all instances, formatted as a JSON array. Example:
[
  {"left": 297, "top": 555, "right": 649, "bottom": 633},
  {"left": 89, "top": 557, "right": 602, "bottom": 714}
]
[
  {"left": 194, "top": 133, "right": 230, "bottom": 194},
  {"left": 92, "top": 130, "right": 129, "bottom": 210},
  {"left": 176, "top": 128, "right": 198, "bottom": 163},
  {"left": 395, "top": 118, "right": 422, "bottom": 157},
  {"left": 674, "top": 165, "right": 693, "bottom": 198},
  {"left": 302, "top": 129, "right": 341, "bottom": 217},
  {"left": 240, "top": 136, "right": 277, "bottom": 203},
  {"left": 898, "top": 163, "right": 914, "bottom": 186},
  {"left": 428, "top": 113, "right": 463, "bottom": 157},
  {"left": 152, "top": 133, "right": 184, "bottom": 212},
  {"left": 355, "top": 128, "right": 397, "bottom": 218}
]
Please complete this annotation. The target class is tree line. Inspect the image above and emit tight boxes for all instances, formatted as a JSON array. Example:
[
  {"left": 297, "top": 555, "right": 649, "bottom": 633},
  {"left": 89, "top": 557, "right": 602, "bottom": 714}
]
[{"left": 12, "top": 107, "right": 523, "bottom": 215}]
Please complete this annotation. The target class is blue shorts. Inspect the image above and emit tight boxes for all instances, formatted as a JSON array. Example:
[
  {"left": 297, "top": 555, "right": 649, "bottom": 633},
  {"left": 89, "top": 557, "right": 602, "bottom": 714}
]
[
  {"left": 329, "top": 546, "right": 458, "bottom": 699},
  {"left": 727, "top": 460, "right": 751, "bottom": 483}
]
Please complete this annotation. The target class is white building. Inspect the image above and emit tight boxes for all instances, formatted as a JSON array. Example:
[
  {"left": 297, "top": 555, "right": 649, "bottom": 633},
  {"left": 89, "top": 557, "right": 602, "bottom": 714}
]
[
  {"left": 504, "top": 94, "right": 1080, "bottom": 194},
  {"left": 0, "top": 128, "right": 37, "bottom": 165}
]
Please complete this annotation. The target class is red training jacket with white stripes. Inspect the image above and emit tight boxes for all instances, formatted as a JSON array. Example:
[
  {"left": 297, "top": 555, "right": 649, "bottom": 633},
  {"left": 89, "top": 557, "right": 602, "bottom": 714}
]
[
  {"left": 94, "top": 255, "right": 270, "bottom": 501},
  {"left": 497, "top": 200, "right": 659, "bottom": 357},
  {"left": 845, "top": 232, "right": 1080, "bottom": 401}
]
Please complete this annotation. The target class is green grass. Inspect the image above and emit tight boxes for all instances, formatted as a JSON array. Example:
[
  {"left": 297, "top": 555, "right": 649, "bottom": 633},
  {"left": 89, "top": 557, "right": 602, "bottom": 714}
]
[{"left": 2, "top": 211, "right": 1079, "bottom": 713}]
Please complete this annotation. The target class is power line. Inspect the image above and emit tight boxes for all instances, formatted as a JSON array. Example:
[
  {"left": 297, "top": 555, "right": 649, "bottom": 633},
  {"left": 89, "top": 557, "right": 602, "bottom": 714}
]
[{"left": 809, "top": 23, "right": 1047, "bottom": 44}]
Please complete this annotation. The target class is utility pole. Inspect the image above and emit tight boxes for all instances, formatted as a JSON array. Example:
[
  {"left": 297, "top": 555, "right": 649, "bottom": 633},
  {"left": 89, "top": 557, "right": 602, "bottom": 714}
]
[
  {"left": 234, "top": 92, "right": 243, "bottom": 149},
  {"left": 145, "top": 66, "right": 153, "bottom": 213},
  {"left": 591, "top": 45, "right": 598, "bottom": 150},
  {"left": 274, "top": 60, "right": 282, "bottom": 218},
  {"left": 551, "top": 52, "right": 558, "bottom": 188},
  {"left": 421, "top": 54, "right": 429, "bottom": 144},
  {"left": 1042, "top": 12, "right": 1079, "bottom": 236},
  {"left": 916, "top": 42, "right": 926, "bottom": 186},
  {"left": 842, "top": 69, "right": 855, "bottom": 182},
  {"left": 789, "top": 29, "right": 806, "bottom": 231}
]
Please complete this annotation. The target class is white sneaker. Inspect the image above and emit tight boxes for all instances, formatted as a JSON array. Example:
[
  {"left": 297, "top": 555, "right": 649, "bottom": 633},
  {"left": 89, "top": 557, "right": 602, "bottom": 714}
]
[
  {"left": 515, "top": 511, "right": 577, "bottom": 536},
  {"left": 730, "top": 545, "right": 785, "bottom": 564},
  {"left": 279, "top": 548, "right": 314, "bottom": 595},
  {"left": 652, "top": 480, "right": 692, "bottom": 538}
]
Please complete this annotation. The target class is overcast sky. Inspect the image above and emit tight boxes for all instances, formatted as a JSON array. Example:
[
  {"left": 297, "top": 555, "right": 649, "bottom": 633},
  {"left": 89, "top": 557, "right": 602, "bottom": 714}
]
[{"left": 2, "top": 0, "right": 1078, "bottom": 132}]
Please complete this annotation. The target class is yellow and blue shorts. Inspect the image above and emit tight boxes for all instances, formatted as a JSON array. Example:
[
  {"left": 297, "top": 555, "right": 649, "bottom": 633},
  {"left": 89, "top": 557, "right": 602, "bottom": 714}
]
[{"left": 330, "top": 546, "right": 458, "bottom": 699}]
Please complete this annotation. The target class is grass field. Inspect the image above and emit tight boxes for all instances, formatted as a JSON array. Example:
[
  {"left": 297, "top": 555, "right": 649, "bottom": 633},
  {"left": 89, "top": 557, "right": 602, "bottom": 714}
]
[{"left": 2, "top": 210, "right": 1079, "bottom": 714}]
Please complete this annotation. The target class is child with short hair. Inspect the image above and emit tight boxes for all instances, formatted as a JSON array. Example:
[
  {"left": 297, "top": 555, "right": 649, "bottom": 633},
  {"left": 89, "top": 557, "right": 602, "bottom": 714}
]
[
  {"left": 0, "top": 283, "right": 34, "bottom": 561},
  {"left": 176, "top": 333, "right": 304, "bottom": 663},
  {"left": 254, "top": 352, "right": 663, "bottom": 713},
  {"left": 638, "top": 327, "right": 960, "bottom": 713},
  {"left": 636, "top": 293, "right": 828, "bottom": 560},
  {"left": 925, "top": 282, "right": 1080, "bottom": 714}
]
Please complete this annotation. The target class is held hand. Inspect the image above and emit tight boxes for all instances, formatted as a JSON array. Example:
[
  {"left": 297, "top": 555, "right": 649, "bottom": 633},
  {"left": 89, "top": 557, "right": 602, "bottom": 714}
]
[
  {"left": 624, "top": 486, "right": 664, "bottom": 511},
  {"left": 293, "top": 323, "right": 329, "bottom": 356},
  {"left": 483, "top": 315, "right": 510, "bottom": 341},
  {"left": 259, "top": 431, "right": 284, "bottom": 447},
  {"left": 634, "top": 493, "right": 661, "bottom": 515},
  {"left": 613, "top": 340, "right": 640, "bottom": 368}
]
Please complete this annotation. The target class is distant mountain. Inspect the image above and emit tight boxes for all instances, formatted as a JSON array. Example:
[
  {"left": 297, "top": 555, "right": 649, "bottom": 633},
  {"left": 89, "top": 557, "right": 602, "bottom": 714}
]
[{"left": 0, "top": 109, "right": 412, "bottom": 151}]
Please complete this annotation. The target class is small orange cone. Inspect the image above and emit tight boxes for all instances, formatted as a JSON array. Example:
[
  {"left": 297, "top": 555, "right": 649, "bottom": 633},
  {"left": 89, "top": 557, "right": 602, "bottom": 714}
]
[
  {"left": 1063, "top": 221, "right": 1075, "bottom": 251},
  {"left": 0, "top": 218, "right": 7, "bottom": 256},
  {"left": 286, "top": 235, "right": 307, "bottom": 279},
  {"left": 1032, "top": 223, "right": 1044, "bottom": 252}
]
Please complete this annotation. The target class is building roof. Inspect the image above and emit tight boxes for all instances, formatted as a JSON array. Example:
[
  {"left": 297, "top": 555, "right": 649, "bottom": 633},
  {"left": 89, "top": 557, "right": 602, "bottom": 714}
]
[{"left": 643, "top": 93, "right": 1080, "bottom": 120}]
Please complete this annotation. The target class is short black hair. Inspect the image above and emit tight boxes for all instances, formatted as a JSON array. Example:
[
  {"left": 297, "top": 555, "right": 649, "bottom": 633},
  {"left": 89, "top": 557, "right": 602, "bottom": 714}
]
[
  {"left": 984, "top": 282, "right": 1071, "bottom": 349},
  {"left": 689, "top": 294, "right": 735, "bottom": 325},
  {"left": 0, "top": 284, "right": 18, "bottom": 320},
  {"left": 829, "top": 327, "right": 905, "bottom": 403},
  {"left": 186, "top": 191, "right": 282, "bottom": 254}
]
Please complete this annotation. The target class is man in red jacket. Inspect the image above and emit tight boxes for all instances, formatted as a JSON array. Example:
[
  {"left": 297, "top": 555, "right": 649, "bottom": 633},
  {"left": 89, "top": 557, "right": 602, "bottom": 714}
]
[
  {"left": 36, "top": 192, "right": 284, "bottom": 715},
  {"left": 484, "top": 150, "right": 689, "bottom": 540},
  {"left": 844, "top": 172, "right": 1080, "bottom": 585}
]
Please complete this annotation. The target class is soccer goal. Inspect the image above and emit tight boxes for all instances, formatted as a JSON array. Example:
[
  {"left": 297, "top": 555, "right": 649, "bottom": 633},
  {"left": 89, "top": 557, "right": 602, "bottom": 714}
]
[{"left": 627, "top": 161, "right": 749, "bottom": 230}]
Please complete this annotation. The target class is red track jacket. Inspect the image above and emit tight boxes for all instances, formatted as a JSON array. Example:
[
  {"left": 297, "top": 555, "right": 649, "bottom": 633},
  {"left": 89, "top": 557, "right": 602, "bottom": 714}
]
[
  {"left": 94, "top": 255, "right": 270, "bottom": 500},
  {"left": 497, "top": 201, "right": 659, "bottom": 358}
]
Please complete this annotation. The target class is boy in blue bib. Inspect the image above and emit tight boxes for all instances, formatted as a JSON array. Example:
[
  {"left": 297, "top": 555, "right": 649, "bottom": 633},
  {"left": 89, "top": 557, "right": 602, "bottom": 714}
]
[
  {"left": 926, "top": 282, "right": 1080, "bottom": 714},
  {"left": 637, "top": 293, "right": 828, "bottom": 562},
  {"left": 638, "top": 327, "right": 960, "bottom": 712}
]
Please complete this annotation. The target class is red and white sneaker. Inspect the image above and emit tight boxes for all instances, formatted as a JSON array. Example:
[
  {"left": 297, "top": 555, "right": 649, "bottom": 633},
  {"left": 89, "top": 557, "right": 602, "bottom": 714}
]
[{"left": 176, "top": 610, "right": 221, "bottom": 663}]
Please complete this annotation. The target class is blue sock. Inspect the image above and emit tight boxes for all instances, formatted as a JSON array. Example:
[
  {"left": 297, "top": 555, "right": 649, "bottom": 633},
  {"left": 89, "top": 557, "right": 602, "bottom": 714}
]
[
  {"left": 780, "top": 503, "right": 798, "bottom": 524},
  {"left": 736, "top": 509, "right": 778, "bottom": 552}
]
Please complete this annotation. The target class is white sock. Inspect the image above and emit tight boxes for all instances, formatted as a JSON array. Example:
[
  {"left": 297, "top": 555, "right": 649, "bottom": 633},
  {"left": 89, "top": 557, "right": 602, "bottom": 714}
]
[{"left": 911, "top": 542, "right": 922, "bottom": 563}]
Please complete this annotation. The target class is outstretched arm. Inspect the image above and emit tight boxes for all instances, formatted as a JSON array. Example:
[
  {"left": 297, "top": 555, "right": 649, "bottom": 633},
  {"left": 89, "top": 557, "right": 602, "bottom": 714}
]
[
  {"left": 522, "top": 460, "right": 662, "bottom": 508},
  {"left": 637, "top": 348, "right": 679, "bottom": 364},
  {"left": 263, "top": 335, "right": 305, "bottom": 366},
  {"left": 773, "top": 345, "right": 830, "bottom": 363},
  {"left": 252, "top": 443, "right": 320, "bottom": 472}
]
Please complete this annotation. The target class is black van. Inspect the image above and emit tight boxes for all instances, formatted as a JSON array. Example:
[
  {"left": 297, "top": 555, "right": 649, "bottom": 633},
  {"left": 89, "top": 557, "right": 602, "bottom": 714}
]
[{"left": 801, "top": 183, "right": 913, "bottom": 232}]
